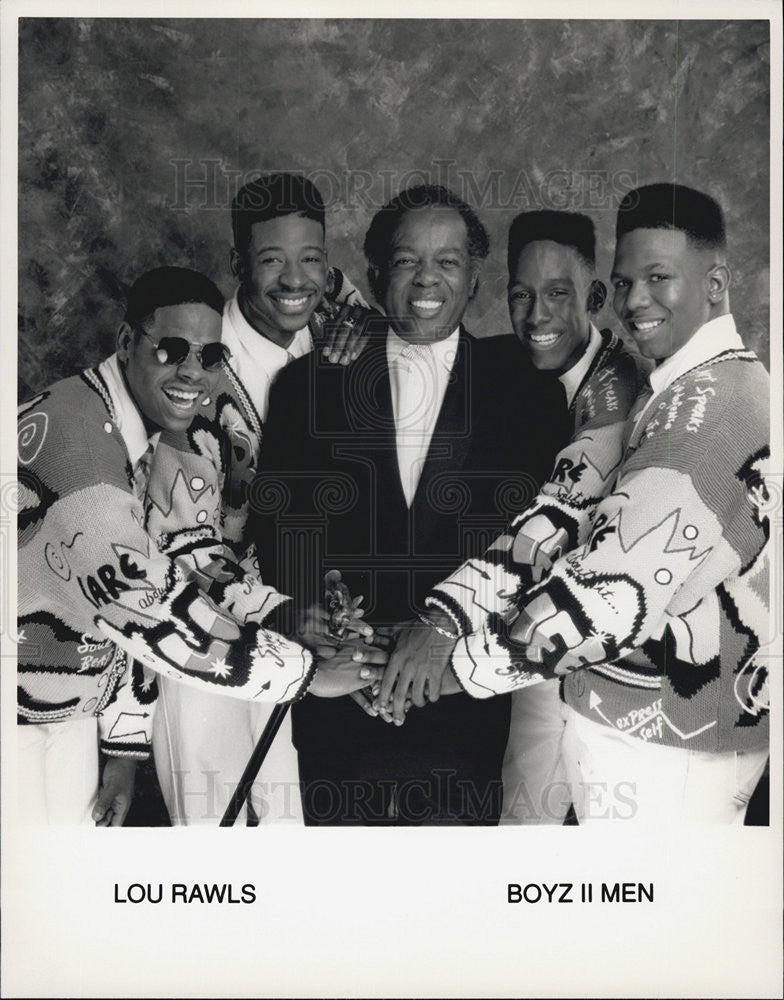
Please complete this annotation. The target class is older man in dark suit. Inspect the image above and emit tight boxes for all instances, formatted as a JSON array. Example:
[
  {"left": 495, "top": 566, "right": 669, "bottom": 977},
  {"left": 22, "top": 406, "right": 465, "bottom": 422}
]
[{"left": 254, "top": 185, "right": 569, "bottom": 825}]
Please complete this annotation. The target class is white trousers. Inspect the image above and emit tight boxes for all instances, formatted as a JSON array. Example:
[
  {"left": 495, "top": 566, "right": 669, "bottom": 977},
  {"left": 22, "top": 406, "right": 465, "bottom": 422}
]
[
  {"left": 501, "top": 691, "right": 768, "bottom": 825},
  {"left": 152, "top": 678, "right": 303, "bottom": 826},
  {"left": 561, "top": 707, "right": 769, "bottom": 824},
  {"left": 18, "top": 718, "right": 99, "bottom": 826},
  {"left": 501, "top": 681, "right": 571, "bottom": 824}
]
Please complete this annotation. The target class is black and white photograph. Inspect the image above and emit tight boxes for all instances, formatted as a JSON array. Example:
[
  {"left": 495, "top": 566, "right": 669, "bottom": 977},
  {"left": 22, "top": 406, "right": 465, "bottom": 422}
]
[{"left": 2, "top": 2, "right": 782, "bottom": 997}]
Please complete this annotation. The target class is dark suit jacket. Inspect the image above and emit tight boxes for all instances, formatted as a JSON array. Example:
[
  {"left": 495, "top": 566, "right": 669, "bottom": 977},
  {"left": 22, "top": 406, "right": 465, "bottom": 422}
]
[{"left": 253, "top": 328, "right": 570, "bottom": 762}]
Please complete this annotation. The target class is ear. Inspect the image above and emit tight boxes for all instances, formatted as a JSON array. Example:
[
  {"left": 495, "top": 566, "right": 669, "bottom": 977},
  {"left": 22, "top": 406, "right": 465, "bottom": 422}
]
[
  {"left": 230, "top": 248, "right": 245, "bottom": 283},
  {"left": 367, "top": 265, "right": 383, "bottom": 302},
  {"left": 468, "top": 262, "right": 481, "bottom": 300},
  {"left": 116, "top": 321, "right": 134, "bottom": 363},
  {"left": 708, "top": 263, "right": 731, "bottom": 303},
  {"left": 587, "top": 279, "right": 606, "bottom": 314}
]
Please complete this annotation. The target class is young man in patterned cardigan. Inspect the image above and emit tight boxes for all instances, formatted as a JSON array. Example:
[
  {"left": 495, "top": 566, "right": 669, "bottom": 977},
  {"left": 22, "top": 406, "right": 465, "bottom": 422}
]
[
  {"left": 17, "top": 266, "right": 382, "bottom": 826},
  {"left": 380, "top": 210, "right": 644, "bottom": 822},
  {"left": 426, "top": 184, "right": 771, "bottom": 824}
]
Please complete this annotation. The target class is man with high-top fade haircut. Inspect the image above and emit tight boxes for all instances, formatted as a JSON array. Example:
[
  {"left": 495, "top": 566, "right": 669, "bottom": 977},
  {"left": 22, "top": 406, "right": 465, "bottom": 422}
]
[
  {"left": 442, "top": 184, "right": 771, "bottom": 824},
  {"left": 421, "top": 210, "right": 644, "bottom": 823}
]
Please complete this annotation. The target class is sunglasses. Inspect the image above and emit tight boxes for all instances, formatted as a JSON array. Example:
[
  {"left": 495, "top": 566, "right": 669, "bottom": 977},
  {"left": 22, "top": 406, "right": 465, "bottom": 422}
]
[{"left": 138, "top": 328, "right": 231, "bottom": 372}]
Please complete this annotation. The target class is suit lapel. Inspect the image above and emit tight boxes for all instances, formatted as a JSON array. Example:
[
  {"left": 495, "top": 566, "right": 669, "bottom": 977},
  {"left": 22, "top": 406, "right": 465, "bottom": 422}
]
[
  {"left": 412, "top": 329, "right": 473, "bottom": 514},
  {"left": 342, "top": 337, "right": 409, "bottom": 531}
]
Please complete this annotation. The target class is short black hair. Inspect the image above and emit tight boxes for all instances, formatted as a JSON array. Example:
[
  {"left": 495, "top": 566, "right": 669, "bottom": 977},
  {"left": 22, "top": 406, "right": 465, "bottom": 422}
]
[
  {"left": 363, "top": 184, "right": 490, "bottom": 303},
  {"left": 124, "top": 266, "right": 224, "bottom": 330},
  {"left": 232, "top": 172, "right": 326, "bottom": 255},
  {"left": 616, "top": 183, "right": 726, "bottom": 251},
  {"left": 507, "top": 210, "right": 596, "bottom": 273}
]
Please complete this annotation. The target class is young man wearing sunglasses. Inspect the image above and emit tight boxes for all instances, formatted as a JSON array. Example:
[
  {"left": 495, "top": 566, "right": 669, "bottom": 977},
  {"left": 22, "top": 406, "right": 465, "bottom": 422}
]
[{"left": 17, "top": 266, "right": 384, "bottom": 826}]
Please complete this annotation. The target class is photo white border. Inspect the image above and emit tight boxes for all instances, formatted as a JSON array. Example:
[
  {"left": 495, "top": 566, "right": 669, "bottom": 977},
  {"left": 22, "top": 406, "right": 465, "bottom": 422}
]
[{"left": 2, "top": 3, "right": 781, "bottom": 997}]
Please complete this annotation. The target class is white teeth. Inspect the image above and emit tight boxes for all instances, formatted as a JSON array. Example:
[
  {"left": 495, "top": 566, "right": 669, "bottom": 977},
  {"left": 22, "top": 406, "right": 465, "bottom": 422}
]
[
  {"left": 165, "top": 389, "right": 199, "bottom": 400},
  {"left": 275, "top": 296, "right": 308, "bottom": 306},
  {"left": 411, "top": 300, "right": 442, "bottom": 310},
  {"left": 632, "top": 319, "right": 664, "bottom": 332},
  {"left": 164, "top": 388, "right": 199, "bottom": 407},
  {"left": 529, "top": 332, "right": 561, "bottom": 346}
]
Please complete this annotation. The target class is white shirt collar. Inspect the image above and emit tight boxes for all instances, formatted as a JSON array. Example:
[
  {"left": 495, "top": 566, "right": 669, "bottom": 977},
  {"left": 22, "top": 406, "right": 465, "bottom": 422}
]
[
  {"left": 558, "top": 323, "right": 602, "bottom": 407},
  {"left": 98, "top": 354, "right": 159, "bottom": 465},
  {"left": 223, "top": 291, "right": 313, "bottom": 378},
  {"left": 648, "top": 314, "right": 744, "bottom": 398},
  {"left": 222, "top": 291, "right": 315, "bottom": 420}
]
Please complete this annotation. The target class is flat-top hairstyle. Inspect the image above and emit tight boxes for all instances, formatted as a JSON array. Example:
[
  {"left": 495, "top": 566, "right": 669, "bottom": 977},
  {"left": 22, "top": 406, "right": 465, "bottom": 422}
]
[
  {"left": 363, "top": 184, "right": 489, "bottom": 302},
  {"left": 124, "top": 266, "right": 224, "bottom": 329},
  {"left": 616, "top": 182, "right": 726, "bottom": 251},
  {"left": 231, "top": 173, "right": 326, "bottom": 255},
  {"left": 507, "top": 210, "right": 596, "bottom": 273}
]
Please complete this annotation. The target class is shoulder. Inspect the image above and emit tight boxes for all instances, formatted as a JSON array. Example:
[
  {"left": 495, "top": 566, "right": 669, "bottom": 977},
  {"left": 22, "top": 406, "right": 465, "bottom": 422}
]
[
  {"left": 638, "top": 353, "right": 768, "bottom": 460},
  {"left": 18, "top": 371, "right": 131, "bottom": 492},
  {"left": 468, "top": 333, "right": 530, "bottom": 384},
  {"left": 581, "top": 331, "right": 647, "bottom": 420},
  {"left": 468, "top": 332, "right": 520, "bottom": 364}
]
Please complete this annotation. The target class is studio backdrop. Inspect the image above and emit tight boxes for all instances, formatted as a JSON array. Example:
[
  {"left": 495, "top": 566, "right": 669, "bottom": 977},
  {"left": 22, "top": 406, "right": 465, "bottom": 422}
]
[{"left": 18, "top": 17, "right": 770, "bottom": 398}]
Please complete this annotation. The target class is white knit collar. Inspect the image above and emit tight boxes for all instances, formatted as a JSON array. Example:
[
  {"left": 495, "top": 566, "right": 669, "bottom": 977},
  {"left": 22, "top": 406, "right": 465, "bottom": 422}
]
[
  {"left": 648, "top": 314, "right": 744, "bottom": 397},
  {"left": 99, "top": 353, "right": 159, "bottom": 465}
]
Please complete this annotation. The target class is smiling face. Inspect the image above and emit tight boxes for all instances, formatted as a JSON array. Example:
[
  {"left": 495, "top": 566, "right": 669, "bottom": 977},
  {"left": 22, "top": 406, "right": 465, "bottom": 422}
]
[
  {"left": 233, "top": 214, "right": 328, "bottom": 348},
  {"left": 382, "top": 206, "right": 476, "bottom": 344},
  {"left": 508, "top": 240, "right": 594, "bottom": 374},
  {"left": 118, "top": 302, "right": 222, "bottom": 433},
  {"left": 611, "top": 228, "right": 718, "bottom": 363}
]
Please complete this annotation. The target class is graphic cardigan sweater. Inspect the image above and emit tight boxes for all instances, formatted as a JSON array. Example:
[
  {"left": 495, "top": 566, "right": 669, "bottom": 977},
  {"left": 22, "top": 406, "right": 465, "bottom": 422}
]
[
  {"left": 428, "top": 329, "right": 644, "bottom": 634},
  {"left": 17, "top": 370, "right": 314, "bottom": 758},
  {"left": 447, "top": 320, "right": 770, "bottom": 753}
]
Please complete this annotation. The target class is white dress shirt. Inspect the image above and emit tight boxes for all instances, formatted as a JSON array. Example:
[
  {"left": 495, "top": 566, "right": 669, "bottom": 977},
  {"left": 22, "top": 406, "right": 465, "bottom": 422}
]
[
  {"left": 386, "top": 327, "right": 460, "bottom": 507},
  {"left": 222, "top": 292, "right": 313, "bottom": 421}
]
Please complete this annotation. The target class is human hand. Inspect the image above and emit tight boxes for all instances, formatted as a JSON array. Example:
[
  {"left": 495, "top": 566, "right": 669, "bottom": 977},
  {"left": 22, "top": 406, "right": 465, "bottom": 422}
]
[
  {"left": 373, "top": 612, "right": 458, "bottom": 726},
  {"left": 92, "top": 757, "right": 137, "bottom": 827},
  {"left": 297, "top": 602, "right": 373, "bottom": 659},
  {"left": 308, "top": 638, "right": 388, "bottom": 698},
  {"left": 321, "top": 303, "right": 376, "bottom": 365}
]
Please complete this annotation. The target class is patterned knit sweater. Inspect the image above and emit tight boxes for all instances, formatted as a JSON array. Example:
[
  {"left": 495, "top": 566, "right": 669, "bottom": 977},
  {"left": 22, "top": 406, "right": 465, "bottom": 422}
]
[
  {"left": 17, "top": 371, "right": 314, "bottom": 757},
  {"left": 449, "top": 318, "right": 770, "bottom": 753},
  {"left": 428, "top": 329, "right": 644, "bottom": 635}
]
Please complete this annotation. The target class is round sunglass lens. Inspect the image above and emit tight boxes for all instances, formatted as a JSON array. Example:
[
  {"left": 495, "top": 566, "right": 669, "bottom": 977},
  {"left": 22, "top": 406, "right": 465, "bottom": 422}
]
[
  {"left": 157, "top": 338, "right": 190, "bottom": 365},
  {"left": 200, "top": 343, "right": 228, "bottom": 370}
]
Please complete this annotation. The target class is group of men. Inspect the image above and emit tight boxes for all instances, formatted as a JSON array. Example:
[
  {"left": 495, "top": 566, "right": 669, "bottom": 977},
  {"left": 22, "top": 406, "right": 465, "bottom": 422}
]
[{"left": 18, "top": 171, "right": 771, "bottom": 827}]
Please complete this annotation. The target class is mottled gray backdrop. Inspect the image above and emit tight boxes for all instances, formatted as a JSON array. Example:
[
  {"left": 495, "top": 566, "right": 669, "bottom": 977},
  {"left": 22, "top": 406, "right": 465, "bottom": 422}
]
[{"left": 18, "top": 18, "right": 770, "bottom": 398}]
